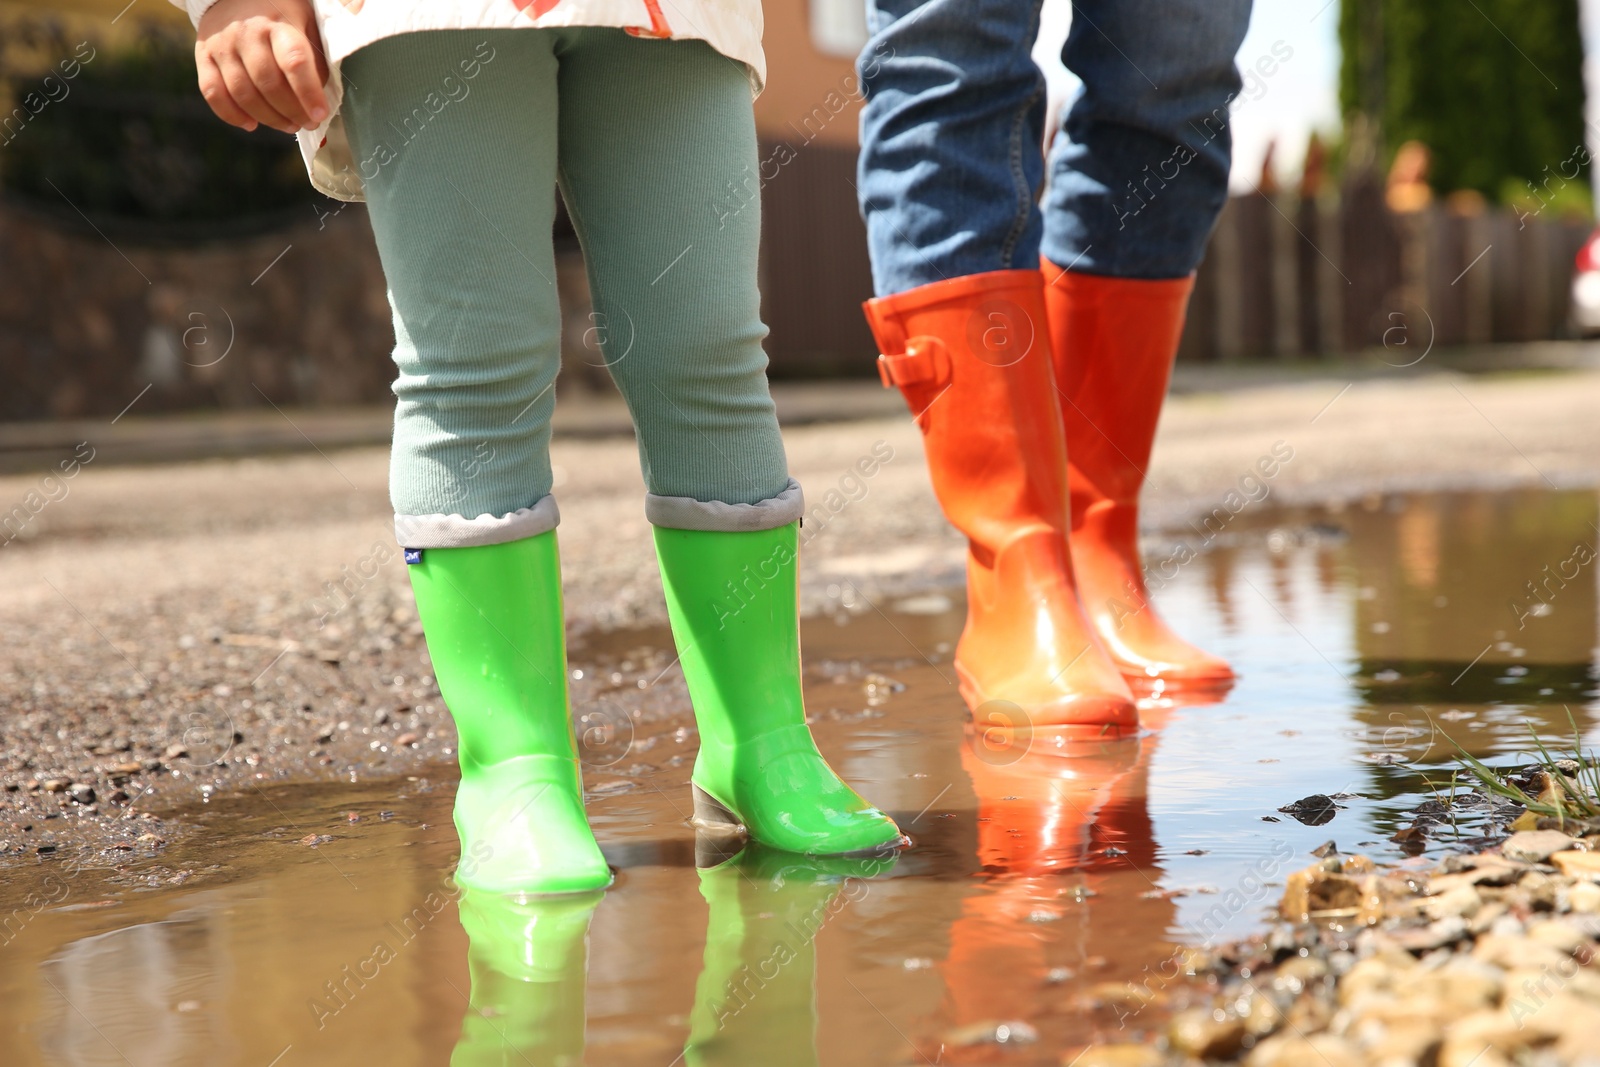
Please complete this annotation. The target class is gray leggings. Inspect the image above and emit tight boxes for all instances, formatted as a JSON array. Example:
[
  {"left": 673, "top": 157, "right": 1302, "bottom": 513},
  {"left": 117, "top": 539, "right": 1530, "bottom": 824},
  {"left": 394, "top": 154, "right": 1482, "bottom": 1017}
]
[{"left": 338, "top": 27, "right": 797, "bottom": 548}]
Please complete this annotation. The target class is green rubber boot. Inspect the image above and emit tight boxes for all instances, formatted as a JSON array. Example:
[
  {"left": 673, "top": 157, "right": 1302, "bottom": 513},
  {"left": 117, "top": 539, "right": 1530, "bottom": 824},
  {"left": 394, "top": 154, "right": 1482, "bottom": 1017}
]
[
  {"left": 683, "top": 843, "right": 898, "bottom": 1066},
  {"left": 451, "top": 888, "right": 603, "bottom": 1067},
  {"left": 408, "top": 533, "right": 613, "bottom": 894},
  {"left": 653, "top": 521, "right": 907, "bottom": 856}
]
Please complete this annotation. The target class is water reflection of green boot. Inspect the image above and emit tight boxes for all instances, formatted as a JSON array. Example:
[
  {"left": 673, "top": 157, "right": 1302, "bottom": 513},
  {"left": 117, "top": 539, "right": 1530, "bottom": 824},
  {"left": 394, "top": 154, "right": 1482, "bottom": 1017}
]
[
  {"left": 408, "top": 534, "right": 613, "bottom": 894},
  {"left": 654, "top": 522, "right": 907, "bottom": 856},
  {"left": 451, "top": 888, "right": 603, "bottom": 1067},
  {"left": 683, "top": 842, "right": 899, "bottom": 1067}
]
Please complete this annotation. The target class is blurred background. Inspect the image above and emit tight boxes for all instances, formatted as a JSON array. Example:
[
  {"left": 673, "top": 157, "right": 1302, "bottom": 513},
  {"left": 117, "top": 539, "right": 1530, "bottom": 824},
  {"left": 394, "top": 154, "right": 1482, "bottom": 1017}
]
[{"left": 6, "top": 0, "right": 1600, "bottom": 421}]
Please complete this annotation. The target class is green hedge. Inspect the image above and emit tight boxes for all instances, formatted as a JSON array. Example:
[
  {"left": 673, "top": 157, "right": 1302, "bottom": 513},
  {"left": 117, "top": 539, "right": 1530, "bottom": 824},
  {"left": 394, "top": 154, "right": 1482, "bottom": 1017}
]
[
  {"left": 1338, "top": 0, "right": 1589, "bottom": 204},
  {"left": 0, "top": 19, "right": 325, "bottom": 243}
]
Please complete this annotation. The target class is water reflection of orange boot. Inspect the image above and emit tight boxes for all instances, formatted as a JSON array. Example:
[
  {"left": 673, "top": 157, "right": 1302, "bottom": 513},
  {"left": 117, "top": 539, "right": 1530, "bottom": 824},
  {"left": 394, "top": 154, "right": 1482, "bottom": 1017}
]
[
  {"left": 938, "top": 725, "right": 1175, "bottom": 1058},
  {"left": 450, "top": 888, "right": 603, "bottom": 1067},
  {"left": 938, "top": 728, "right": 1139, "bottom": 1049},
  {"left": 1040, "top": 261, "right": 1236, "bottom": 699}
]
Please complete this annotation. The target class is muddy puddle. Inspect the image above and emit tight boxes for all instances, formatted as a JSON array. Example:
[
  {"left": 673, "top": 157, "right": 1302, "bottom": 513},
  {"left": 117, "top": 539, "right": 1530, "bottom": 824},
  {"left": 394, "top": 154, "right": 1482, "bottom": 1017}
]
[{"left": 2, "top": 487, "right": 1598, "bottom": 1065}]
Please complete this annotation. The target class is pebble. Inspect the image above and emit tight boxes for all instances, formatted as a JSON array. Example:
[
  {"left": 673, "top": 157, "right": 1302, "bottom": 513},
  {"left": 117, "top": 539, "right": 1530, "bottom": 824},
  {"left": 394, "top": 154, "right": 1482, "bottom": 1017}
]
[
  {"left": 1280, "top": 856, "right": 1374, "bottom": 921},
  {"left": 1391, "top": 915, "right": 1467, "bottom": 952},
  {"left": 42, "top": 779, "right": 69, "bottom": 793},
  {"left": 396, "top": 733, "right": 420, "bottom": 748},
  {"left": 68, "top": 785, "right": 95, "bottom": 805},
  {"left": 1245, "top": 1032, "right": 1363, "bottom": 1067},
  {"left": 1501, "top": 829, "right": 1578, "bottom": 863},
  {"left": 1069, "top": 1046, "right": 1163, "bottom": 1067},
  {"left": 1525, "top": 918, "right": 1593, "bottom": 956},
  {"left": 1552, "top": 850, "right": 1600, "bottom": 881},
  {"left": 1422, "top": 883, "right": 1482, "bottom": 920},
  {"left": 940, "top": 1020, "right": 1037, "bottom": 1047},
  {"left": 1167, "top": 1008, "right": 1246, "bottom": 1059},
  {"left": 1569, "top": 881, "right": 1600, "bottom": 913}
]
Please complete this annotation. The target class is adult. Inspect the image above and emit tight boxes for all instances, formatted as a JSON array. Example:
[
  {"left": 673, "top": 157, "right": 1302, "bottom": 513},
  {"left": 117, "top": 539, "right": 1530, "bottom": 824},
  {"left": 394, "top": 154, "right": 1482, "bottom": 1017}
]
[{"left": 858, "top": 0, "right": 1253, "bottom": 730}]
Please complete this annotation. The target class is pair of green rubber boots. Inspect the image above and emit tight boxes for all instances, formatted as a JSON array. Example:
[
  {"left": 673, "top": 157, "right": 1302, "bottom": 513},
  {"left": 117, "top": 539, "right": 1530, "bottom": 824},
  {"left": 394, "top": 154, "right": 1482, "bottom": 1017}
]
[{"left": 410, "top": 521, "right": 907, "bottom": 895}]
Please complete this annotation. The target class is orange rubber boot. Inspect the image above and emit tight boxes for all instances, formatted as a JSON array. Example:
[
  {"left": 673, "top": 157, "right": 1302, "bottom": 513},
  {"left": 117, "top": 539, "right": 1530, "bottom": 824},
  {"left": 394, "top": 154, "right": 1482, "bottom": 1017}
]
[
  {"left": 863, "top": 270, "right": 1137, "bottom": 733},
  {"left": 1040, "top": 261, "right": 1235, "bottom": 696}
]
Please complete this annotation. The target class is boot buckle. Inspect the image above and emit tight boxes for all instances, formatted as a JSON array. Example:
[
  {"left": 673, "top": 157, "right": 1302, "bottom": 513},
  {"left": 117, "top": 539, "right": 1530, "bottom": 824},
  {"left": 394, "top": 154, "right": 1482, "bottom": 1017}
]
[{"left": 876, "top": 339, "right": 949, "bottom": 389}]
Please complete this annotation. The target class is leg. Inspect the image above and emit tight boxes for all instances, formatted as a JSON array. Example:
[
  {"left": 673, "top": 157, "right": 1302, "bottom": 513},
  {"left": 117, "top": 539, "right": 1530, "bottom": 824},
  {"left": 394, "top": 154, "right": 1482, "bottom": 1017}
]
[
  {"left": 856, "top": 0, "right": 1049, "bottom": 296},
  {"left": 554, "top": 29, "right": 903, "bottom": 855},
  {"left": 1041, "top": 0, "right": 1252, "bottom": 692},
  {"left": 857, "top": 0, "right": 1138, "bottom": 731},
  {"left": 340, "top": 29, "right": 609, "bottom": 892},
  {"left": 1041, "top": 0, "right": 1251, "bottom": 276}
]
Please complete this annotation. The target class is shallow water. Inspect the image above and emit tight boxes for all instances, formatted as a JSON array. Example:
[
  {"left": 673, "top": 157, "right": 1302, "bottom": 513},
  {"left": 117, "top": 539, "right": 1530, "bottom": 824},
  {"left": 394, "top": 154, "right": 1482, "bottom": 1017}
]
[{"left": 2, "top": 488, "right": 1597, "bottom": 1065}]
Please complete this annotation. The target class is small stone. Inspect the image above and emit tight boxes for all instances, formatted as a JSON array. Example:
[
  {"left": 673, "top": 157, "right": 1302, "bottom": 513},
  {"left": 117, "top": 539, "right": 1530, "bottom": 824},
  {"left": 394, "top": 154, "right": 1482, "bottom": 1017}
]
[
  {"left": 1338, "top": 953, "right": 1414, "bottom": 1006},
  {"left": 1070, "top": 1045, "right": 1164, "bottom": 1067},
  {"left": 1358, "top": 1019, "right": 1444, "bottom": 1065},
  {"left": 1434, "top": 1010, "right": 1532, "bottom": 1067},
  {"left": 1246, "top": 1032, "right": 1363, "bottom": 1067},
  {"left": 42, "top": 779, "right": 69, "bottom": 793},
  {"left": 1502, "top": 829, "right": 1580, "bottom": 863},
  {"left": 108, "top": 762, "right": 143, "bottom": 776},
  {"left": 68, "top": 784, "right": 95, "bottom": 805},
  {"left": 1167, "top": 1008, "right": 1246, "bottom": 1059},
  {"left": 165, "top": 744, "right": 187, "bottom": 759},
  {"left": 1469, "top": 901, "right": 1509, "bottom": 934},
  {"left": 1279, "top": 794, "right": 1338, "bottom": 825},
  {"left": 299, "top": 833, "right": 333, "bottom": 847},
  {"left": 1526, "top": 918, "right": 1594, "bottom": 956},
  {"left": 941, "top": 1020, "right": 1037, "bottom": 1047},
  {"left": 1473, "top": 933, "right": 1573, "bottom": 973},
  {"left": 1550, "top": 993, "right": 1600, "bottom": 1061},
  {"left": 1423, "top": 883, "right": 1483, "bottom": 920},
  {"left": 396, "top": 733, "right": 420, "bottom": 747},
  {"left": 1569, "top": 881, "right": 1600, "bottom": 913},
  {"left": 1392, "top": 915, "right": 1469, "bottom": 953},
  {"left": 1271, "top": 953, "right": 1329, "bottom": 993},
  {"left": 1432, "top": 956, "right": 1505, "bottom": 1008},
  {"left": 373, "top": 708, "right": 391, "bottom": 726},
  {"left": 1552, "top": 850, "right": 1600, "bottom": 881},
  {"left": 1280, "top": 857, "right": 1374, "bottom": 920}
]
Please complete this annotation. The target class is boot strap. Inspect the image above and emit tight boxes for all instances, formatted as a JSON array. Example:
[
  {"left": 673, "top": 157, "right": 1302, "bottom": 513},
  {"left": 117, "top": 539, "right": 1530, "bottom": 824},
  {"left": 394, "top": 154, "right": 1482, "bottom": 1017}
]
[{"left": 876, "top": 338, "right": 950, "bottom": 390}]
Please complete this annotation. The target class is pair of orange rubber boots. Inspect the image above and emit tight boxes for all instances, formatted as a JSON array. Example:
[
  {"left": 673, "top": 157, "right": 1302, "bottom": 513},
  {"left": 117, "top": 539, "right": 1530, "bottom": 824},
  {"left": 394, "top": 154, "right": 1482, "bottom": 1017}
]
[{"left": 863, "top": 263, "right": 1232, "bottom": 733}]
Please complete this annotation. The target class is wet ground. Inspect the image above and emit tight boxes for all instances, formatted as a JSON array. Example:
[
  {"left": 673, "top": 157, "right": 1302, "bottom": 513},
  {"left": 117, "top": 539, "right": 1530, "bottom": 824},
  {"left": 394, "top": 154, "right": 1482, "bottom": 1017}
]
[{"left": 2, "top": 485, "right": 1597, "bottom": 1065}]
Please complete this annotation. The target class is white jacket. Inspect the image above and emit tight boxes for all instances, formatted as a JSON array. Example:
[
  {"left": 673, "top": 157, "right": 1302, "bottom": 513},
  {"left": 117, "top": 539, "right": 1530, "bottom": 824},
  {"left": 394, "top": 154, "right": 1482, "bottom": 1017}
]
[{"left": 170, "top": 0, "right": 765, "bottom": 202}]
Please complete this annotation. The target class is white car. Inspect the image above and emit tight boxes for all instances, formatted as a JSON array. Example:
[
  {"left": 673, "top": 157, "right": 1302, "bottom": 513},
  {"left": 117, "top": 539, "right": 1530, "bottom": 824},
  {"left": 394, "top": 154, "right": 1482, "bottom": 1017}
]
[{"left": 1571, "top": 227, "right": 1600, "bottom": 336}]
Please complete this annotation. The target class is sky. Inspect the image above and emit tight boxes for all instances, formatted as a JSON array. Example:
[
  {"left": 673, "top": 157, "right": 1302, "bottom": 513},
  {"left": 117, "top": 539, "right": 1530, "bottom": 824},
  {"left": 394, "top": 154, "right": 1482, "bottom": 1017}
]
[{"left": 1033, "top": 0, "right": 1600, "bottom": 198}]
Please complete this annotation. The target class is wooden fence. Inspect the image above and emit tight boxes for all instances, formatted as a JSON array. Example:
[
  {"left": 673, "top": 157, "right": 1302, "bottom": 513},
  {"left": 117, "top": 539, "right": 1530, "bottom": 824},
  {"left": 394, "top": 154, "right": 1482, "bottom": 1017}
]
[
  {"left": 1176, "top": 178, "right": 1592, "bottom": 362},
  {"left": 752, "top": 151, "right": 1594, "bottom": 368},
  {"left": 0, "top": 160, "right": 1591, "bottom": 423}
]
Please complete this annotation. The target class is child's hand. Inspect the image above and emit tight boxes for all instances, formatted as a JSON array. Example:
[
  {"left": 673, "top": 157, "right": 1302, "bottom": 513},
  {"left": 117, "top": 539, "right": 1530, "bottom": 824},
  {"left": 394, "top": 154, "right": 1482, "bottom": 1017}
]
[{"left": 194, "top": 0, "right": 330, "bottom": 134}]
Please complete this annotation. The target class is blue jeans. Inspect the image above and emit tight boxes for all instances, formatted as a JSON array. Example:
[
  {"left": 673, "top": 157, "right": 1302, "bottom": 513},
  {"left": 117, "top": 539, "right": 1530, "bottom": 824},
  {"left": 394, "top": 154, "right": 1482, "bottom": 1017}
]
[{"left": 857, "top": 0, "right": 1253, "bottom": 294}]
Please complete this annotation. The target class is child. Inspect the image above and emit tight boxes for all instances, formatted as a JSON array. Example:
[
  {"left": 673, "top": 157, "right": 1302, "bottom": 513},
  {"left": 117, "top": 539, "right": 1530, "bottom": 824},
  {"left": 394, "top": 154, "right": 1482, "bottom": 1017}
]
[{"left": 174, "top": 0, "right": 906, "bottom": 893}]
